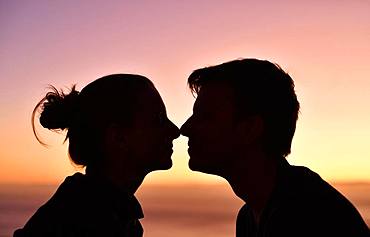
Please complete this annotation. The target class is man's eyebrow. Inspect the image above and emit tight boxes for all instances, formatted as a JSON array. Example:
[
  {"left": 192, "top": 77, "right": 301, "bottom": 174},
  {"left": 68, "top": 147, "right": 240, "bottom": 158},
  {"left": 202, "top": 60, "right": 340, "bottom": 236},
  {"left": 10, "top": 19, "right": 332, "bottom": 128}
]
[
  {"left": 160, "top": 105, "right": 167, "bottom": 114},
  {"left": 193, "top": 99, "right": 201, "bottom": 112}
]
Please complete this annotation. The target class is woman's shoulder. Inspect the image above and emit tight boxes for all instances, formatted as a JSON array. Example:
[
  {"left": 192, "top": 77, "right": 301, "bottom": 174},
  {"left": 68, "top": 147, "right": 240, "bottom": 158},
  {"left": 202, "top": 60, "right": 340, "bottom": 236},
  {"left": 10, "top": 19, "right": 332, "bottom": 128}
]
[
  {"left": 13, "top": 173, "right": 97, "bottom": 236},
  {"left": 14, "top": 172, "right": 144, "bottom": 236}
]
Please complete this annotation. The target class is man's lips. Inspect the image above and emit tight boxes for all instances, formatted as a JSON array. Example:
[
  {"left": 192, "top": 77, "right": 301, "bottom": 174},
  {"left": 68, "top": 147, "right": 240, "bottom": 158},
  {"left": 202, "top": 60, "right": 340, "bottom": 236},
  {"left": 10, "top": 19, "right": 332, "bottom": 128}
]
[{"left": 187, "top": 141, "right": 198, "bottom": 154}]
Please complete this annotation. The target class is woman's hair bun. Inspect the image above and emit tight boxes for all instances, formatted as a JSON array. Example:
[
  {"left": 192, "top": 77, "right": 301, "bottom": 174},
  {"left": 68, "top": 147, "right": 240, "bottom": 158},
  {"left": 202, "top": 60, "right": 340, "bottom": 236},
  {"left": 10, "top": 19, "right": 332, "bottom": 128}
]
[{"left": 37, "top": 85, "right": 80, "bottom": 130}]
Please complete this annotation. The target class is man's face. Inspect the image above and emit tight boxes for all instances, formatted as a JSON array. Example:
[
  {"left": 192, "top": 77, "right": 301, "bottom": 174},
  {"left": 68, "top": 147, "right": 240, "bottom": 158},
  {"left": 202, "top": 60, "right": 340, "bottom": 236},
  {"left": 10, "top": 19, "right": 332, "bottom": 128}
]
[{"left": 180, "top": 81, "right": 239, "bottom": 176}]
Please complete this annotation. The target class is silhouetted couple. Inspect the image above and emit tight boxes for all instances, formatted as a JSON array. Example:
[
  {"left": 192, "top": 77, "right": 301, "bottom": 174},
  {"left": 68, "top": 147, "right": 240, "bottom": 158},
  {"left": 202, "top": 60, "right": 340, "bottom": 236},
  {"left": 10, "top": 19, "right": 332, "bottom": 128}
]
[{"left": 14, "top": 59, "right": 369, "bottom": 237}]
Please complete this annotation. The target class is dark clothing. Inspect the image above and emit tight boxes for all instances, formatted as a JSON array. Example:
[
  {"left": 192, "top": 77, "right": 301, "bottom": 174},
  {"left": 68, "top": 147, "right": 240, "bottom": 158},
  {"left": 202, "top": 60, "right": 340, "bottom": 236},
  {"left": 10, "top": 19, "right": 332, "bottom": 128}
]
[
  {"left": 14, "top": 173, "right": 144, "bottom": 237},
  {"left": 236, "top": 160, "right": 369, "bottom": 237}
]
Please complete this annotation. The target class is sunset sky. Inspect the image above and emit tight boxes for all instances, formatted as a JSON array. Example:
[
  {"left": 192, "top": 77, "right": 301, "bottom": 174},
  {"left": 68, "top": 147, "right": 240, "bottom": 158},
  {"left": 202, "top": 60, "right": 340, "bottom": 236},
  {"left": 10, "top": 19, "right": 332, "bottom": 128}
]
[{"left": 1, "top": 0, "right": 369, "bottom": 185}]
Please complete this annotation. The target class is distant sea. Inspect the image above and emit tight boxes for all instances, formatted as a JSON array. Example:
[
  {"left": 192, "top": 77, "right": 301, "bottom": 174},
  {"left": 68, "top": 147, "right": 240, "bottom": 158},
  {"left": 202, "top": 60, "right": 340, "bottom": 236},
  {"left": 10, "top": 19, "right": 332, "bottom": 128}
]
[{"left": 0, "top": 182, "right": 369, "bottom": 237}]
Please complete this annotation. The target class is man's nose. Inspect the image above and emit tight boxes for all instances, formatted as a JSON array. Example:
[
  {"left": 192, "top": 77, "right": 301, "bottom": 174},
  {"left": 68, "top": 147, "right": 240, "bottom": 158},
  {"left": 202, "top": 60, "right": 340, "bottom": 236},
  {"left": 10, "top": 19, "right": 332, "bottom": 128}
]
[{"left": 180, "top": 117, "right": 191, "bottom": 137}]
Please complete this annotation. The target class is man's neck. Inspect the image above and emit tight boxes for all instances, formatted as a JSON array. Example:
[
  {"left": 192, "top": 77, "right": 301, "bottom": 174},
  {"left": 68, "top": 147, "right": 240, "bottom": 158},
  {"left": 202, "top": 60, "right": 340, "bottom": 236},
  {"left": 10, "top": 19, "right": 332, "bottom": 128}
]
[{"left": 226, "top": 153, "right": 278, "bottom": 224}]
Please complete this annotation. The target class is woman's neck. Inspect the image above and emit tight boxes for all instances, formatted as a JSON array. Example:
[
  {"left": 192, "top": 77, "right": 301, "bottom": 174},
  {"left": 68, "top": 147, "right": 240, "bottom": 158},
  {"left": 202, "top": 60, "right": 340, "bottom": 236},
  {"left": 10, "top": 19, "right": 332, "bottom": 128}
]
[{"left": 85, "top": 165, "right": 145, "bottom": 195}]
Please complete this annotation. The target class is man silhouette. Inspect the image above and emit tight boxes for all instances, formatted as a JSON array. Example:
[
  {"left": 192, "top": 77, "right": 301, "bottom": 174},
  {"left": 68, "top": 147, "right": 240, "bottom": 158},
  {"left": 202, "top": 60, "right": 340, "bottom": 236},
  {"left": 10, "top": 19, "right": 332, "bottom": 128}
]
[{"left": 181, "top": 59, "right": 369, "bottom": 236}]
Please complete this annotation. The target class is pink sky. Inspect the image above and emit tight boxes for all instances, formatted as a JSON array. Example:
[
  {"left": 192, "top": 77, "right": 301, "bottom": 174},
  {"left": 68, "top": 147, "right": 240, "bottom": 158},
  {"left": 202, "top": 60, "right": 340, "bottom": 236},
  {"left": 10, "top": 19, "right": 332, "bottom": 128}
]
[{"left": 1, "top": 0, "right": 369, "bottom": 184}]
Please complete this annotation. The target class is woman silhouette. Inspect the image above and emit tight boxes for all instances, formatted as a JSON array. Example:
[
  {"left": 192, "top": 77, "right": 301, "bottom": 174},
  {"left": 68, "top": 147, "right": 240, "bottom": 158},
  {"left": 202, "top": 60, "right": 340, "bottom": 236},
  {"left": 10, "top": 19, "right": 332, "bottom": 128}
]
[{"left": 14, "top": 74, "right": 180, "bottom": 237}]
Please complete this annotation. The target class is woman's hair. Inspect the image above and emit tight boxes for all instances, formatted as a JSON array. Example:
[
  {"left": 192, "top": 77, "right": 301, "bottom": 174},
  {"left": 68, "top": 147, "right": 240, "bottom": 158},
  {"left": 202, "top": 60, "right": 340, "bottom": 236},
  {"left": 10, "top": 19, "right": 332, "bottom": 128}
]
[{"left": 32, "top": 74, "right": 154, "bottom": 166}]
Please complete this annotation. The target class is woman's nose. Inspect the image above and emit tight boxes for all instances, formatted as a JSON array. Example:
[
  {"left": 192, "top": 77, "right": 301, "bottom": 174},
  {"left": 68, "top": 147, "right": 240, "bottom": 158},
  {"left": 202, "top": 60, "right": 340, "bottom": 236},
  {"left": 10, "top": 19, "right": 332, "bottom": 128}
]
[{"left": 168, "top": 120, "right": 180, "bottom": 139}]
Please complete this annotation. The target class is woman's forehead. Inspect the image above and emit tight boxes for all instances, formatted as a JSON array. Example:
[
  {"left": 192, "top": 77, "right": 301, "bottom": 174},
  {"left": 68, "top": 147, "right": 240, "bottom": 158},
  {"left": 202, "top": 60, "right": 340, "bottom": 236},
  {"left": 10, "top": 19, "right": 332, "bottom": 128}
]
[{"left": 135, "top": 86, "right": 166, "bottom": 113}]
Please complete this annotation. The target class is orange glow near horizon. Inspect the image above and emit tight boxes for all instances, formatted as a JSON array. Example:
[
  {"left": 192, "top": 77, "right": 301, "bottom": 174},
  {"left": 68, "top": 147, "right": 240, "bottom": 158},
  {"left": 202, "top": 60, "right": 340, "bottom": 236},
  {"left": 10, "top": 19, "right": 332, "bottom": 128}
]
[{"left": 1, "top": 1, "right": 370, "bottom": 185}]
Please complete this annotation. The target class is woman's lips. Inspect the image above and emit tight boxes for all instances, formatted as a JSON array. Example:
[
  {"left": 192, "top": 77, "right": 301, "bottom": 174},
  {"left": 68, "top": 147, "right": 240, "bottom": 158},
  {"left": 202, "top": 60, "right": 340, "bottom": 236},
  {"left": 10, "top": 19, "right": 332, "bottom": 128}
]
[{"left": 162, "top": 144, "right": 173, "bottom": 153}]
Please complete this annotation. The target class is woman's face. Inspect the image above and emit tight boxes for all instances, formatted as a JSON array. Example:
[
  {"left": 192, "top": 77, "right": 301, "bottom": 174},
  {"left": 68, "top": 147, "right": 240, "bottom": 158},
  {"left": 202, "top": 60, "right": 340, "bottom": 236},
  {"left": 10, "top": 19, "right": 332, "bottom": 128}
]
[{"left": 120, "top": 85, "right": 180, "bottom": 174}]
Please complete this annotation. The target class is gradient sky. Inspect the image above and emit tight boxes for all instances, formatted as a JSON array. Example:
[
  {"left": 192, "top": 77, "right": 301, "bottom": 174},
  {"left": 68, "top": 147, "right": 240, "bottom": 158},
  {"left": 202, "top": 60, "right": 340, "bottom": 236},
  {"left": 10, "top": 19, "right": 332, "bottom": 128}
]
[{"left": 1, "top": 0, "right": 369, "bottom": 184}]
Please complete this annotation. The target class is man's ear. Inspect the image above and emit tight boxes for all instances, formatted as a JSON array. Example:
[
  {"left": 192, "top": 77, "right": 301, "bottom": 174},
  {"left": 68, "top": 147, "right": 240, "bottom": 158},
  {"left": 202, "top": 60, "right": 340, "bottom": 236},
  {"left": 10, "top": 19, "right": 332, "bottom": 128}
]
[{"left": 236, "top": 115, "right": 264, "bottom": 145}]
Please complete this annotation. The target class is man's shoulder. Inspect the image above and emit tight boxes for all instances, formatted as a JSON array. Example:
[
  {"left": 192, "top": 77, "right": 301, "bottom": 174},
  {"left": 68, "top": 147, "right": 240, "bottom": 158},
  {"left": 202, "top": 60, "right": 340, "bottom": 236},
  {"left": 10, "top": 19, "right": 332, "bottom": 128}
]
[
  {"left": 285, "top": 165, "right": 357, "bottom": 207},
  {"left": 281, "top": 165, "right": 356, "bottom": 214},
  {"left": 235, "top": 164, "right": 369, "bottom": 236},
  {"left": 270, "top": 164, "right": 369, "bottom": 235}
]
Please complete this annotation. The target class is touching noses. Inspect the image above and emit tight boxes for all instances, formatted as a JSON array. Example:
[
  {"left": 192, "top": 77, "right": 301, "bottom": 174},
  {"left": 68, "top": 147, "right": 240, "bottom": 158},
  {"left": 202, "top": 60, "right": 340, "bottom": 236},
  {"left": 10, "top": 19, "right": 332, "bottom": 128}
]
[{"left": 180, "top": 116, "right": 191, "bottom": 138}]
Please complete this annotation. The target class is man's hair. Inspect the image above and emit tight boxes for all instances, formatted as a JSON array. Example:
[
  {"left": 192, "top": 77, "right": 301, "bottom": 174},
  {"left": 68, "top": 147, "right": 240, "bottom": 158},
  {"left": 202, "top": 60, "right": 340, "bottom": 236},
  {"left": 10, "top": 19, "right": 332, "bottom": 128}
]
[{"left": 188, "top": 58, "right": 300, "bottom": 157}]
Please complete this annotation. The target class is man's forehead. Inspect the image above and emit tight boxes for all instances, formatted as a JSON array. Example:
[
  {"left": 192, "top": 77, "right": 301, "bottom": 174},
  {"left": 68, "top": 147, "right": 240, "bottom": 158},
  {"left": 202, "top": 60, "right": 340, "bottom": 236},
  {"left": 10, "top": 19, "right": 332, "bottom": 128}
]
[{"left": 194, "top": 81, "right": 235, "bottom": 109}]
